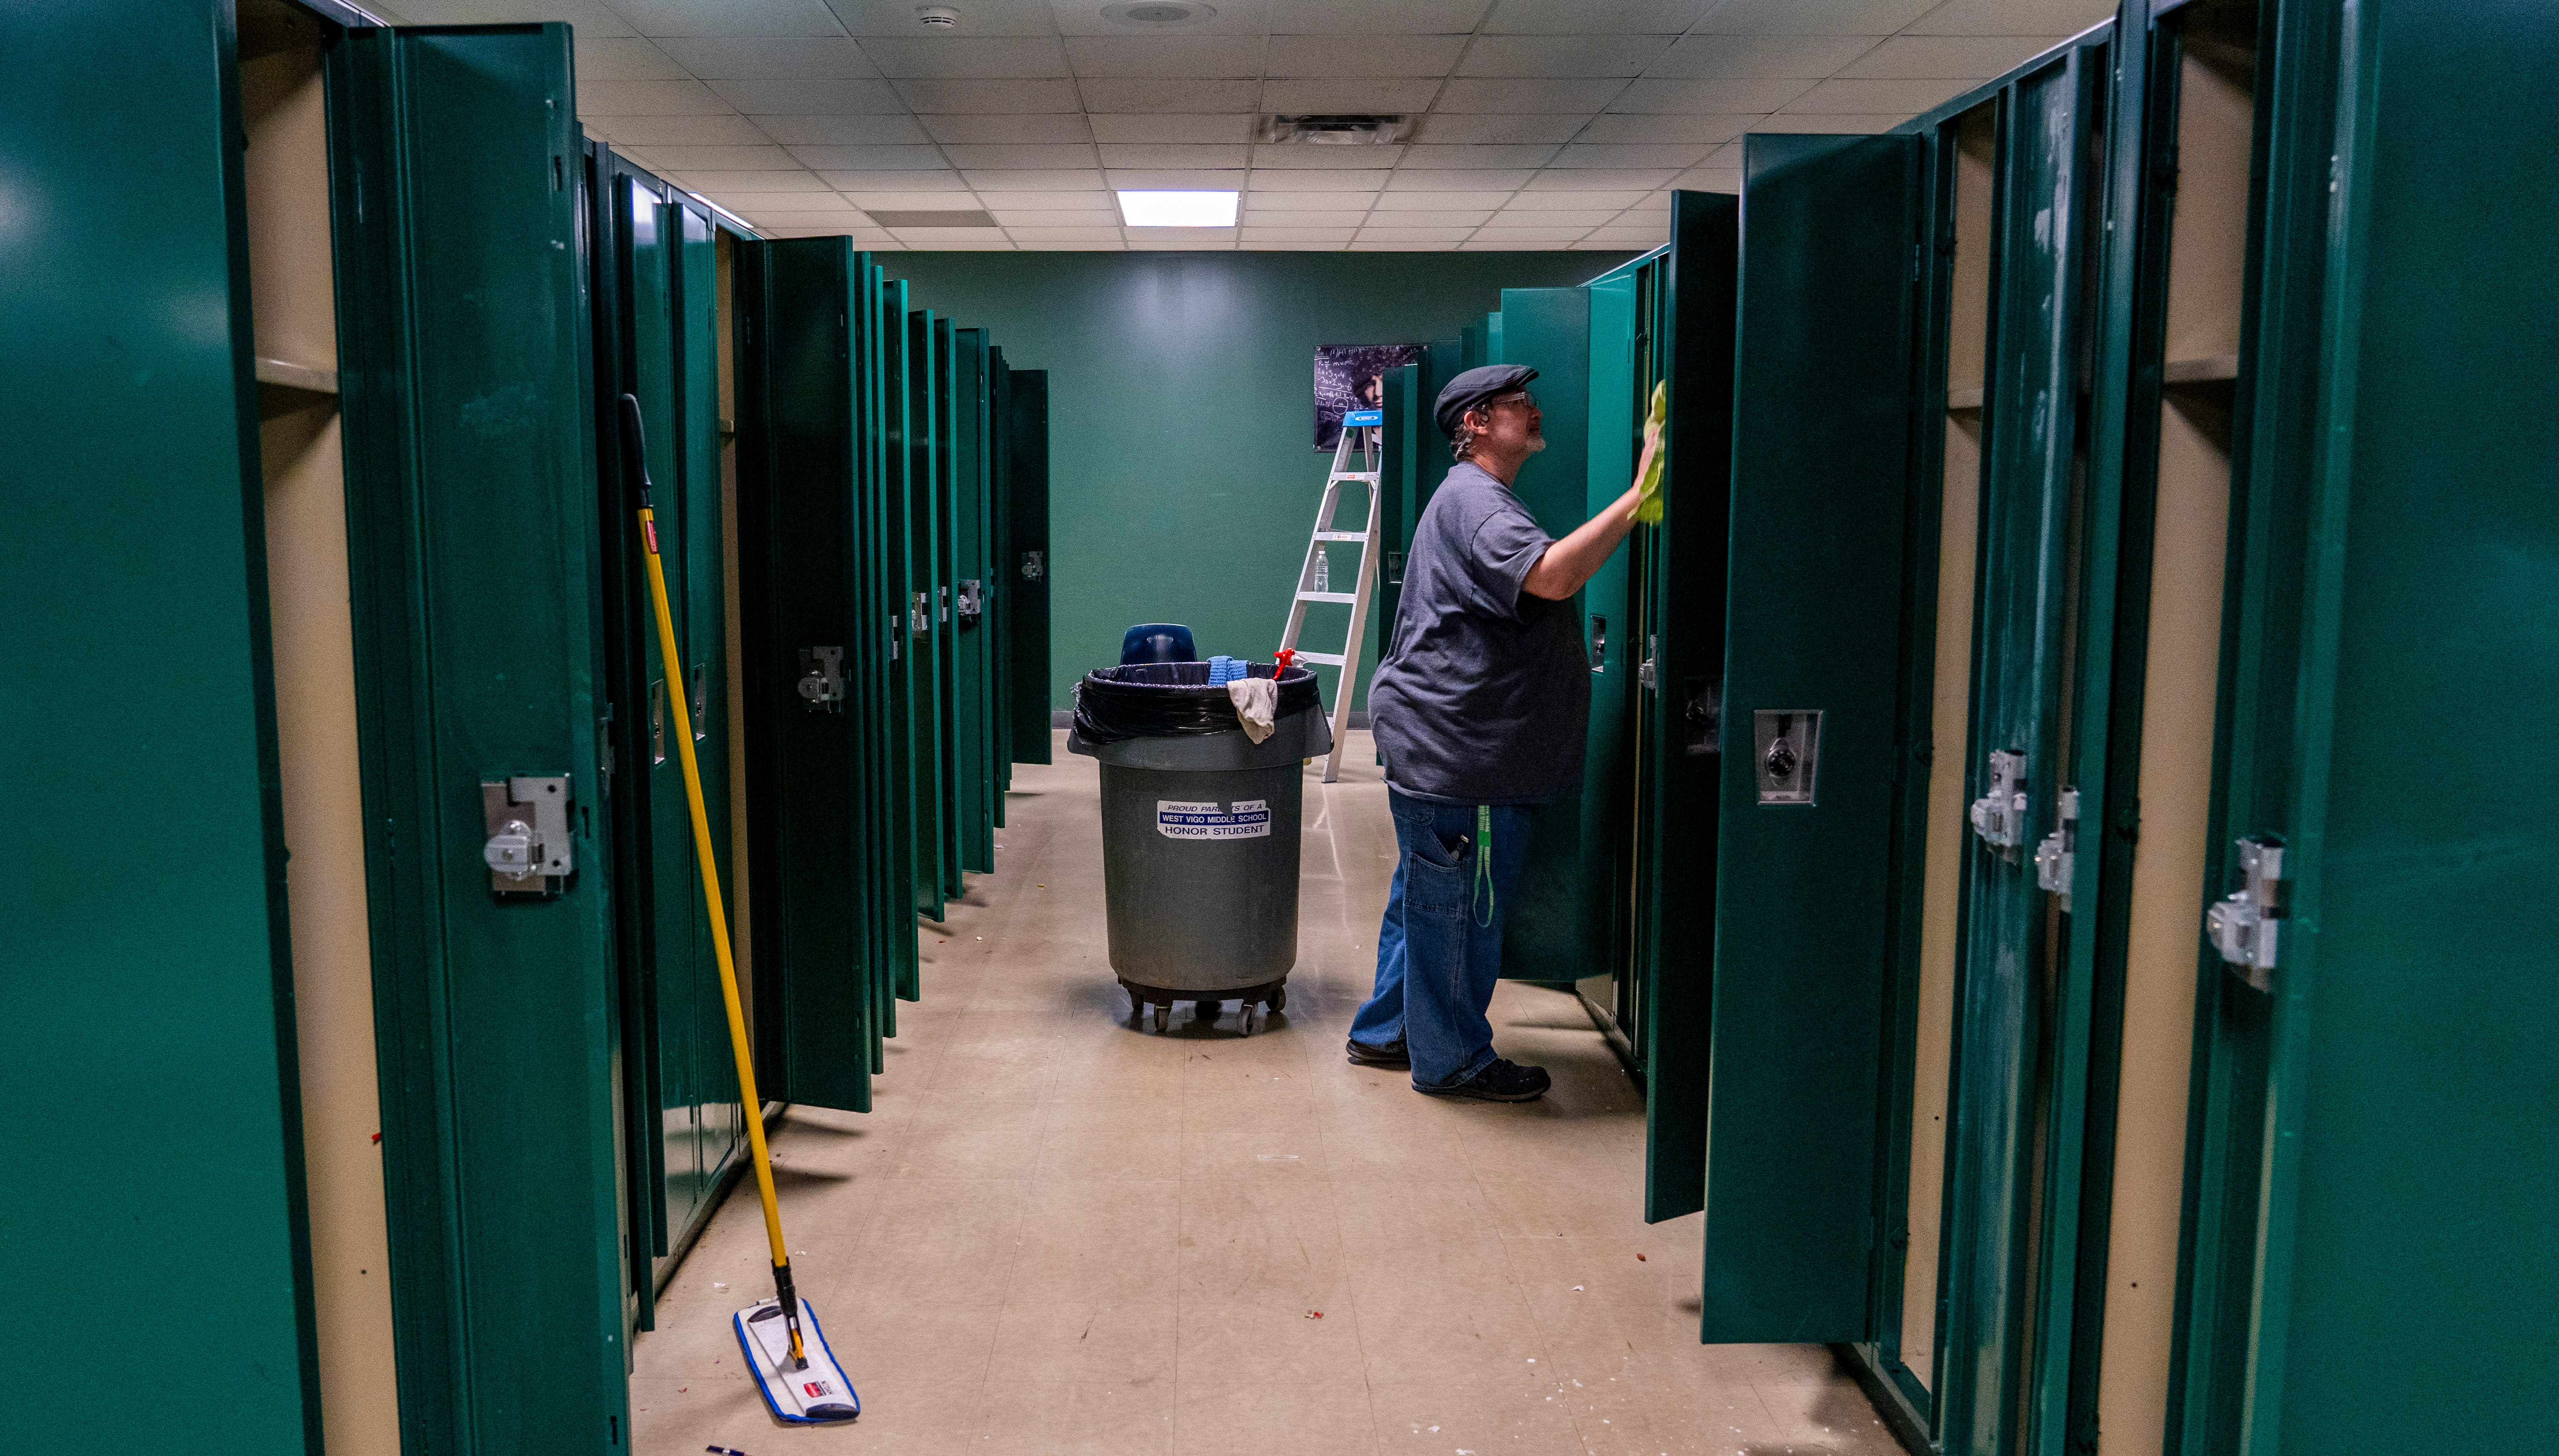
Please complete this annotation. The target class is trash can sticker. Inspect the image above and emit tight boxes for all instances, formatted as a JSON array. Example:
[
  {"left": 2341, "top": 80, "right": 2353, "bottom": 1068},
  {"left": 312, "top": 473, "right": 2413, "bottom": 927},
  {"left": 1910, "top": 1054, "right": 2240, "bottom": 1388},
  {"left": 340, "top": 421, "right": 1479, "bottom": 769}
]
[{"left": 1156, "top": 799, "right": 1272, "bottom": 840}]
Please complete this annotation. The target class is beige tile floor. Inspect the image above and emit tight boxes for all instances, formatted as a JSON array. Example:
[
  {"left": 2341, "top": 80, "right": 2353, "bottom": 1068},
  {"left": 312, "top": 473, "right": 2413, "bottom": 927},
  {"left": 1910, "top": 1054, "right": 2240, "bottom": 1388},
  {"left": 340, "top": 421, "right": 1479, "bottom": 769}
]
[{"left": 633, "top": 731, "right": 1906, "bottom": 1456}]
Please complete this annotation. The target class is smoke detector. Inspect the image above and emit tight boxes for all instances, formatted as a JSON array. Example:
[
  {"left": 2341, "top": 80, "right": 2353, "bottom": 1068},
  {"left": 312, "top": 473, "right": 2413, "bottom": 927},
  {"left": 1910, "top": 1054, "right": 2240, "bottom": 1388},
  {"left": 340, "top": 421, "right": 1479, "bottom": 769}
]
[
  {"left": 1101, "top": 2, "right": 1214, "bottom": 25},
  {"left": 916, "top": 5, "right": 959, "bottom": 26},
  {"left": 1258, "top": 114, "right": 1414, "bottom": 146}
]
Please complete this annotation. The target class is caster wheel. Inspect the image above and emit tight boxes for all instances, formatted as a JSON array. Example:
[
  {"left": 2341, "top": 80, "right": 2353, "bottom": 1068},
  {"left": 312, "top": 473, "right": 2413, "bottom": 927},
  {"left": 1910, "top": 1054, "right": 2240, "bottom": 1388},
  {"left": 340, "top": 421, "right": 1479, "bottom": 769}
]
[
  {"left": 1267, "top": 986, "right": 1287, "bottom": 1013},
  {"left": 1149, "top": 1004, "right": 1170, "bottom": 1034},
  {"left": 1238, "top": 1005, "right": 1259, "bottom": 1037}
]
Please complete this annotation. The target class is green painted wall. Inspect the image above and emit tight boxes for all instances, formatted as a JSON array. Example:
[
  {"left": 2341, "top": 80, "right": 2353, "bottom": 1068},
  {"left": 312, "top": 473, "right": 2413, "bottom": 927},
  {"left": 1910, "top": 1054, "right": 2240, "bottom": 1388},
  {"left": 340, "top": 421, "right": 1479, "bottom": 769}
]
[{"left": 881, "top": 249, "right": 1632, "bottom": 711}]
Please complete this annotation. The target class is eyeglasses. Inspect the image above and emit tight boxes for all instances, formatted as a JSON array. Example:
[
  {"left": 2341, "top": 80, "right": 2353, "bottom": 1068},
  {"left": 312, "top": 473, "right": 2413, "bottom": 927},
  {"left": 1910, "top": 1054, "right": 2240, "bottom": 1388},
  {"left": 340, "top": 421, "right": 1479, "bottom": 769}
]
[{"left": 1470, "top": 391, "right": 1537, "bottom": 420}]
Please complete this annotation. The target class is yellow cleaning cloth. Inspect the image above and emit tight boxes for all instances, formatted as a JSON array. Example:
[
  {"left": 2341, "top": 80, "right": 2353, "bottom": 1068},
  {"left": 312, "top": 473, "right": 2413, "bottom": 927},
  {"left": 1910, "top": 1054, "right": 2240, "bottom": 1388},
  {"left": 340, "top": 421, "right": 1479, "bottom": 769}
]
[{"left": 1633, "top": 380, "right": 1668, "bottom": 524}]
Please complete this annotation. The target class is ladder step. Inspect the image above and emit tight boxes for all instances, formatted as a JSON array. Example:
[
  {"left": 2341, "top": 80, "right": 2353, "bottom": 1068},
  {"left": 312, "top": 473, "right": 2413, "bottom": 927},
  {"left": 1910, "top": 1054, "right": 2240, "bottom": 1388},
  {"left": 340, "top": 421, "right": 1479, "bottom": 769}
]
[
  {"left": 1327, "top": 472, "right": 1380, "bottom": 483},
  {"left": 1293, "top": 652, "right": 1346, "bottom": 667},
  {"left": 1312, "top": 531, "right": 1366, "bottom": 542},
  {"left": 1295, "top": 591, "right": 1357, "bottom": 604}
]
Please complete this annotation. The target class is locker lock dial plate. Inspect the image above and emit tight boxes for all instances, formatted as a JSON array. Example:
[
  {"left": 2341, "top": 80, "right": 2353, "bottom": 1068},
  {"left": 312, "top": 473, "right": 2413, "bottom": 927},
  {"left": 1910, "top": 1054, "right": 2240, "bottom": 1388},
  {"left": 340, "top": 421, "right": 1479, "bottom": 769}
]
[
  {"left": 482, "top": 775, "right": 573, "bottom": 894},
  {"left": 1753, "top": 709, "right": 1821, "bottom": 805}
]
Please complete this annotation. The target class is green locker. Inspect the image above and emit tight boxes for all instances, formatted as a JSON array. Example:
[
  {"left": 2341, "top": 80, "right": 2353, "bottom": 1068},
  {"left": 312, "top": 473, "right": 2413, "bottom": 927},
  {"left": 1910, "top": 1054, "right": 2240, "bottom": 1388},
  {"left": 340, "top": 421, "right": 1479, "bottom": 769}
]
[
  {"left": 732, "top": 237, "right": 879, "bottom": 1115},
  {"left": 861, "top": 262, "right": 920, "bottom": 1014},
  {"left": 330, "top": 22, "right": 631, "bottom": 1449},
  {"left": 989, "top": 346, "right": 1016, "bottom": 803},
  {"left": 932, "top": 316, "right": 965, "bottom": 904},
  {"left": 953, "top": 327, "right": 995, "bottom": 875},
  {"left": 1696, "top": 131, "right": 1924, "bottom": 1344},
  {"left": 876, "top": 272, "right": 927, "bottom": 999},
  {"left": 4, "top": 1, "right": 323, "bottom": 1446},
  {"left": 906, "top": 308, "right": 952, "bottom": 919},
  {"left": 1005, "top": 368, "right": 1055, "bottom": 763}
]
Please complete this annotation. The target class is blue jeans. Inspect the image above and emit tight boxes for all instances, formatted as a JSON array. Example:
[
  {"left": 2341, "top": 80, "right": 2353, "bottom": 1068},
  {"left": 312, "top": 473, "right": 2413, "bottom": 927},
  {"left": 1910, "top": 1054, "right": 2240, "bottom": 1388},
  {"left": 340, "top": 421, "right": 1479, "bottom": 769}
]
[{"left": 1349, "top": 789, "right": 1534, "bottom": 1089}]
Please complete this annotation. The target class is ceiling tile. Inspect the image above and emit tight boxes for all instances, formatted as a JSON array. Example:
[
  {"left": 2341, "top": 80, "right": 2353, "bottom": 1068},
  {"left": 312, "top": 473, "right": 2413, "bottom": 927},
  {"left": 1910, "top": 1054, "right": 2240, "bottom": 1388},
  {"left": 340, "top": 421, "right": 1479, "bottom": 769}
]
[
  {"left": 1264, "top": 35, "right": 1467, "bottom": 77},
  {"left": 1480, "top": 207, "right": 1618, "bottom": 226},
  {"left": 1365, "top": 208, "right": 1495, "bottom": 225},
  {"left": 658, "top": 37, "right": 879, "bottom": 77},
  {"left": 1248, "top": 168, "right": 1390, "bottom": 190},
  {"left": 1064, "top": 36, "right": 1268, "bottom": 76},
  {"left": 1431, "top": 78, "right": 1629, "bottom": 112},
  {"left": 1098, "top": 142, "right": 1254, "bottom": 167},
  {"left": 1903, "top": 0, "right": 2114, "bottom": 36},
  {"left": 707, "top": 77, "right": 907, "bottom": 112},
  {"left": 1411, "top": 113, "right": 1590, "bottom": 144},
  {"left": 1261, "top": 78, "right": 1444, "bottom": 112},
  {"left": 1400, "top": 143, "right": 1561, "bottom": 169},
  {"left": 894, "top": 78, "right": 1085, "bottom": 111},
  {"left": 1256, "top": 0, "right": 1495, "bottom": 35},
  {"left": 1502, "top": 188, "right": 1644, "bottom": 208},
  {"left": 584, "top": 114, "right": 775, "bottom": 145},
  {"left": 581, "top": 79, "right": 736, "bottom": 115},
  {"left": 974, "top": 190, "right": 1117, "bottom": 208},
  {"left": 857, "top": 36, "right": 1072, "bottom": 77},
  {"left": 821, "top": 168, "right": 970, "bottom": 188},
  {"left": 959, "top": 168, "right": 1108, "bottom": 189},
  {"left": 1356, "top": 227, "right": 1476, "bottom": 242},
  {"left": 921, "top": 113, "right": 1093, "bottom": 142},
  {"left": 1576, "top": 111, "right": 1757, "bottom": 142},
  {"left": 1670, "top": 164, "right": 1744, "bottom": 187},
  {"left": 820, "top": 0, "right": 1061, "bottom": 35},
  {"left": 1379, "top": 189, "right": 1513, "bottom": 208},
  {"left": 575, "top": 38, "right": 688, "bottom": 80},
  {"left": 1241, "top": 238, "right": 1354, "bottom": 251},
  {"left": 1239, "top": 226, "right": 1357, "bottom": 239},
  {"left": 636, "top": 143, "right": 802, "bottom": 169},
  {"left": 785, "top": 143, "right": 948, "bottom": 167},
  {"left": 1246, "top": 145, "right": 1409, "bottom": 169},
  {"left": 1780, "top": 77, "right": 1968, "bottom": 113},
  {"left": 1646, "top": 32, "right": 1877, "bottom": 77},
  {"left": 1463, "top": 238, "right": 1588, "bottom": 252},
  {"left": 1550, "top": 142, "right": 1709, "bottom": 167},
  {"left": 940, "top": 142, "right": 1101, "bottom": 167},
  {"left": 1689, "top": 0, "right": 1935, "bottom": 34},
  {"left": 389, "top": 0, "right": 635, "bottom": 37},
  {"left": 742, "top": 208, "right": 869, "bottom": 226},
  {"left": 1746, "top": 112, "right": 1910, "bottom": 132},
  {"left": 1457, "top": 35, "right": 1677, "bottom": 78},
  {"left": 1483, "top": 0, "right": 1714, "bottom": 32},
  {"left": 609, "top": 0, "right": 847, "bottom": 38},
  {"left": 1089, "top": 113, "right": 1257, "bottom": 142},
  {"left": 712, "top": 190, "right": 866, "bottom": 213},
  {"left": 1123, "top": 226, "right": 1239, "bottom": 245},
  {"left": 674, "top": 167, "right": 835, "bottom": 191},
  {"left": 1077, "top": 77, "right": 1262, "bottom": 112},
  {"left": 1240, "top": 208, "right": 1369, "bottom": 226},
  {"left": 892, "top": 229, "right": 1016, "bottom": 247},
  {"left": 1387, "top": 169, "right": 1534, "bottom": 190},
  {"left": 1005, "top": 226, "right": 1128, "bottom": 241},
  {"left": 754, "top": 224, "right": 866, "bottom": 237},
  {"left": 1522, "top": 167, "right": 1678, "bottom": 188},
  {"left": 845, "top": 189, "right": 987, "bottom": 207},
  {"left": 984, "top": 208, "right": 1119, "bottom": 226},
  {"left": 1694, "top": 141, "right": 1746, "bottom": 166},
  {"left": 1104, "top": 168, "right": 1249, "bottom": 188},
  {"left": 1608, "top": 77, "right": 1814, "bottom": 111},
  {"left": 1241, "top": 190, "right": 1381, "bottom": 208},
  {"left": 1840, "top": 34, "right": 2063, "bottom": 77}
]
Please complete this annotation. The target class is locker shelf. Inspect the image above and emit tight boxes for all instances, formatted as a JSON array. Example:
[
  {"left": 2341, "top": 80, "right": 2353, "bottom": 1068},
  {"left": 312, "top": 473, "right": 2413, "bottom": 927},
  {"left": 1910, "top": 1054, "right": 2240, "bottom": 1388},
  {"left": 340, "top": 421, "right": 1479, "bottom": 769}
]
[
  {"left": 254, "top": 355, "right": 337, "bottom": 394},
  {"left": 2161, "top": 352, "right": 2241, "bottom": 385}
]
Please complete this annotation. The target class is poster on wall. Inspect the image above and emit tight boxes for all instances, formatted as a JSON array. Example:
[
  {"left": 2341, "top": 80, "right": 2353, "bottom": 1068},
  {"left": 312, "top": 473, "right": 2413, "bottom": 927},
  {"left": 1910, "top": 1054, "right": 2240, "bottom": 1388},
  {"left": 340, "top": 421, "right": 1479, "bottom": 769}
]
[{"left": 1313, "top": 343, "right": 1421, "bottom": 450}]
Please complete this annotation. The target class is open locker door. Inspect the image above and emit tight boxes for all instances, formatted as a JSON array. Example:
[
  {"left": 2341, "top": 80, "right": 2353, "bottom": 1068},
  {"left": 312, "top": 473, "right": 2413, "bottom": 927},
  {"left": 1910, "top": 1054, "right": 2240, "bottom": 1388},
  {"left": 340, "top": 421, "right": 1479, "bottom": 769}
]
[
  {"left": 1639, "top": 191, "right": 1740, "bottom": 1224},
  {"left": 7, "top": 3, "right": 321, "bottom": 1446},
  {"left": 1007, "top": 369, "right": 1054, "bottom": 762},
  {"left": 1698, "top": 133, "right": 1924, "bottom": 1343},
  {"left": 331, "top": 22, "right": 629, "bottom": 1448},
  {"left": 731, "top": 236, "right": 876, "bottom": 1114}
]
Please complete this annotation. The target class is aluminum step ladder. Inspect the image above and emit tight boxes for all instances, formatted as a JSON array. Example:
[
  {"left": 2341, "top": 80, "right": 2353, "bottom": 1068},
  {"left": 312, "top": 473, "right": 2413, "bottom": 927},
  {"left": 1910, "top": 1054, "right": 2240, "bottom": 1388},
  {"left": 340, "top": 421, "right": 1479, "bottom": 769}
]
[{"left": 1277, "top": 408, "right": 1382, "bottom": 783}]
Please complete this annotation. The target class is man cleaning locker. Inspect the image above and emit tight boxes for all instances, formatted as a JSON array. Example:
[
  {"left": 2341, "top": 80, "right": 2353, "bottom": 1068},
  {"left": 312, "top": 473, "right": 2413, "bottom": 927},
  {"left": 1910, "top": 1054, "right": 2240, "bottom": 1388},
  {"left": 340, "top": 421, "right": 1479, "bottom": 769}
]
[{"left": 1350, "top": 365, "right": 1663, "bottom": 1100}]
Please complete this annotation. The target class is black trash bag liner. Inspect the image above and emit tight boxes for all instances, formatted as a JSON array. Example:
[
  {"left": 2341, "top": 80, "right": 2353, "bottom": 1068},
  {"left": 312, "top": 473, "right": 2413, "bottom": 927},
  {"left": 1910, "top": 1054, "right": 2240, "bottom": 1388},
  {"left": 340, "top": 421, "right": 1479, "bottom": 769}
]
[{"left": 1071, "top": 661, "right": 1322, "bottom": 744}]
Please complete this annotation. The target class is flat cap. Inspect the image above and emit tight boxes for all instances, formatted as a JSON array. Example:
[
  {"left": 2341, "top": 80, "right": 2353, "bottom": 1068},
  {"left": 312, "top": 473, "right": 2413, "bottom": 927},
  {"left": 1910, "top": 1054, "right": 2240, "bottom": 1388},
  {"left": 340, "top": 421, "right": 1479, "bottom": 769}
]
[{"left": 1434, "top": 364, "right": 1539, "bottom": 438}]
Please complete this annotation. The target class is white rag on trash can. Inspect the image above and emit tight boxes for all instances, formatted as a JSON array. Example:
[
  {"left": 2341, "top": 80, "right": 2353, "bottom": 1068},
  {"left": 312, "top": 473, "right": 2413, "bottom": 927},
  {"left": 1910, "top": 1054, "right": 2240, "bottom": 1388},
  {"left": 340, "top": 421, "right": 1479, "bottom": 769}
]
[{"left": 1225, "top": 676, "right": 1279, "bottom": 743}]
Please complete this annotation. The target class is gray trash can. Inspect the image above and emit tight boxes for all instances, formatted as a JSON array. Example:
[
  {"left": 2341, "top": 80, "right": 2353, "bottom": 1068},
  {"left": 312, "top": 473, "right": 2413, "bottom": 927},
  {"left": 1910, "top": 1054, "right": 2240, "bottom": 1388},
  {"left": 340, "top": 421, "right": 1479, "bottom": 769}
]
[{"left": 1068, "top": 665, "right": 1330, "bottom": 1034}]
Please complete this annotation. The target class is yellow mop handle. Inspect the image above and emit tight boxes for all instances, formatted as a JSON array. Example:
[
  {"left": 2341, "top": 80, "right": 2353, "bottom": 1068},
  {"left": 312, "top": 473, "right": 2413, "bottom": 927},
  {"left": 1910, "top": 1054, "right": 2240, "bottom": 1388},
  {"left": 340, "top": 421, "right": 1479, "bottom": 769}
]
[{"left": 636, "top": 499, "right": 806, "bottom": 1362}]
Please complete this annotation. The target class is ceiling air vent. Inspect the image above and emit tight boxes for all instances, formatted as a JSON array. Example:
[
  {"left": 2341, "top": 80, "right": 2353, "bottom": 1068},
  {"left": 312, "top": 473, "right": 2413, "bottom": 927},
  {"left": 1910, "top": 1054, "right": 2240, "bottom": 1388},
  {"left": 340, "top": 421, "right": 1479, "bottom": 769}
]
[
  {"left": 865, "top": 210, "right": 997, "bottom": 229},
  {"left": 1257, "top": 114, "right": 1413, "bottom": 146}
]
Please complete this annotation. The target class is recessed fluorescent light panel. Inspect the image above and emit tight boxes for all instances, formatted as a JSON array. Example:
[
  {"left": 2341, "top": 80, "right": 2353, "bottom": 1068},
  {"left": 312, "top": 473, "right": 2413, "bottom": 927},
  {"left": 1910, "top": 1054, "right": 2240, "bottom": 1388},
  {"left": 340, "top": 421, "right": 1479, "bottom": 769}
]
[{"left": 1116, "top": 190, "right": 1238, "bottom": 227}]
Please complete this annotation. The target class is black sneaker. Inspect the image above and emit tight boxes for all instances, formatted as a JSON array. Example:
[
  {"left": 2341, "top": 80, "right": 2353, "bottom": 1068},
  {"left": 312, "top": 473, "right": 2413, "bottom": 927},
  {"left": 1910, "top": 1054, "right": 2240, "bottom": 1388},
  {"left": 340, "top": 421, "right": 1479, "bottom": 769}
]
[
  {"left": 1416, "top": 1058, "right": 1551, "bottom": 1102},
  {"left": 1345, "top": 1036, "right": 1410, "bottom": 1068}
]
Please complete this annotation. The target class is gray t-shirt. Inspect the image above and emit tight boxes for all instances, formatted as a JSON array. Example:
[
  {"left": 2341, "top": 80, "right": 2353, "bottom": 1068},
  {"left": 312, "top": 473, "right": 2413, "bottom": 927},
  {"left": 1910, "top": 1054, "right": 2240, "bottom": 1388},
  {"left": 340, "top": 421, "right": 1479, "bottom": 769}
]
[{"left": 1369, "top": 462, "right": 1590, "bottom": 804}]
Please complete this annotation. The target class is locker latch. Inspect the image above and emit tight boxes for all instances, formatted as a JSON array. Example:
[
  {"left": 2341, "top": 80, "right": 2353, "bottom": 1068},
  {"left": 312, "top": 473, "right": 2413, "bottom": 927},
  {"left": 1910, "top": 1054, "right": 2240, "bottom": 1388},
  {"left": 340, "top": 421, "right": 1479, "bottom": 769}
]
[
  {"left": 1969, "top": 749, "right": 2029, "bottom": 857},
  {"left": 1752, "top": 709, "right": 1820, "bottom": 805},
  {"left": 1385, "top": 550, "right": 1405, "bottom": 585},
  {"left": 1637, "top": 633, "right": 1656, "bottom": 689},
  {"left": 2206, "top": 835, "right": 2285, "bottom": 990},
  {"left": 797, "top": 646, "right": 845, "bottom": 712},
  {"left": 910, "top": 591, "right": 930, "bottom": 635},
  {"left": 956, "top": 578, "right": 985, "bottom": 624},
  {"left": 1020, "top": 550, "right": 1045, "bottom": 581},
  {"left": 1588, "top": 614, "right": 1606, "bottom": 673},
  {"left": 1683, "top": 678, "right": 1720, "bottom": 756},
  {"left": 938, "top": 585, "right": 950, "bottom": 622},
  {"left": 2034, "top": 786, "right": 2079, "bottom": 909},
  {"left": 482, "top": 775, "right": 572, "bottom": 895}
]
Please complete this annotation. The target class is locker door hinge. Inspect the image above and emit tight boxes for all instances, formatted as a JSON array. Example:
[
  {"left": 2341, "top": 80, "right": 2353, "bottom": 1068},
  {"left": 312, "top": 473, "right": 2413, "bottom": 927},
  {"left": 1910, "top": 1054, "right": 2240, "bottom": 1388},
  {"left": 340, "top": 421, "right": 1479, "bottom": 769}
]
[
  {"left": 2206, "top": 835, "right": 2285, "bottom": 990},
  {"left": 482, "top": 775, "right": 573, "bottom": 894},
  {"left": 888, "top": 613, "right": 901, "bottom": 661},
  {"left": 797, "top": 646, "right": 845, "bottom": 711},
  {"left": 938, "top": 585, "right": 950, "bottom": 622},
  {"left": 2034, "top": 786, "right": 2079, "bottom": 910},
  {"left": 1968, "top": 749, "right": 2029, "bottom": 858}
]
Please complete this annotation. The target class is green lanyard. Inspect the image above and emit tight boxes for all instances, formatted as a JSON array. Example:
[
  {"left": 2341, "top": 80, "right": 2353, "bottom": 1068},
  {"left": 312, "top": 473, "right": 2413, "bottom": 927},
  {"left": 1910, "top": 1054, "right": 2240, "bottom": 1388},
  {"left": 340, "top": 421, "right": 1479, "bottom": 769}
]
[{"left": 1472, "top": 804, "right": 1496, "bottom": 927}]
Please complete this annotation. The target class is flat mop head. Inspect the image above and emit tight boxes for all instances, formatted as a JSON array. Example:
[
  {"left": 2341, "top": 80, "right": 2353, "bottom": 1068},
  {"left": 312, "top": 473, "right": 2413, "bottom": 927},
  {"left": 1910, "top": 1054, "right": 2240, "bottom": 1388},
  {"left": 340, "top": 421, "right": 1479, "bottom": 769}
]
[{"left": 735, "top": 1297, "right": 860, "bottom": 1423}]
